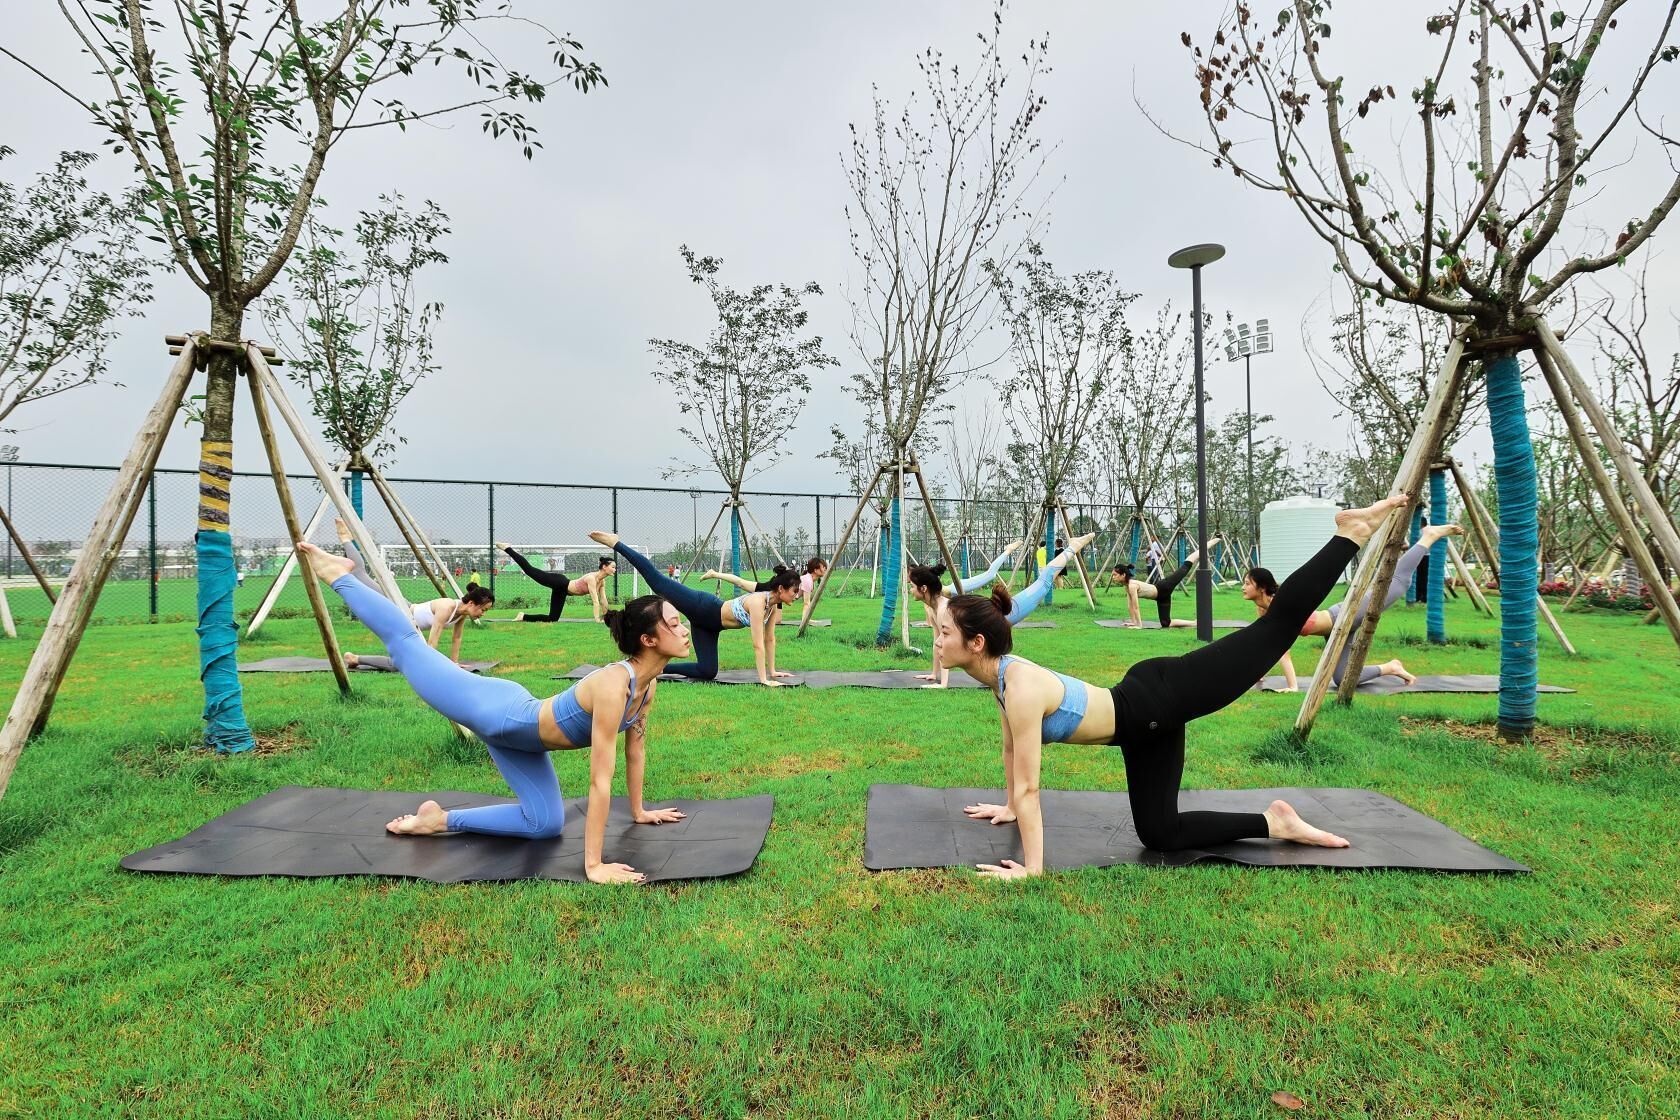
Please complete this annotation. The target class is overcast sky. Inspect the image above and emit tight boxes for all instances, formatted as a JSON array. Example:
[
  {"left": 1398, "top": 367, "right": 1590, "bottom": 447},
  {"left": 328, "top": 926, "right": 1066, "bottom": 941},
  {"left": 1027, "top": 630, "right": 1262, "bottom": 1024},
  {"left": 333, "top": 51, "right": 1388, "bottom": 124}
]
[{"left": 4, "top": 2, "right": 1676, "bottom": 497}]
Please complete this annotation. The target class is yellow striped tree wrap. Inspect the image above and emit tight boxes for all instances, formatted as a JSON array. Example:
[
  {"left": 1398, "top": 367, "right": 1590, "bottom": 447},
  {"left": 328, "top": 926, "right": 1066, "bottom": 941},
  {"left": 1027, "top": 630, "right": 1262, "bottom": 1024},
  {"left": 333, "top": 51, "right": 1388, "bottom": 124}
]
[{"left": 197, "top": 440, "right": 233, "bottom": 531}]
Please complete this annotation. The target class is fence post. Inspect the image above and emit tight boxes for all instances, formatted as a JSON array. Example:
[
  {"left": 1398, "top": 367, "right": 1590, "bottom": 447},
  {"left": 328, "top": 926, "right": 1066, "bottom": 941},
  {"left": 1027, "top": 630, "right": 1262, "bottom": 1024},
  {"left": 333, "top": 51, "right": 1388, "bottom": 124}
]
[
  {"left": 815, "top": 495, "right": 822, "bottom": 558},
  {"left": 487, "top": 482, "right": 496, "bottom": 593},
  {"left": 148, "top": 475, "right": 158, "bottom": 619},
  {"left": 611, "top": 487, "right": 620, "bottom": 599}
]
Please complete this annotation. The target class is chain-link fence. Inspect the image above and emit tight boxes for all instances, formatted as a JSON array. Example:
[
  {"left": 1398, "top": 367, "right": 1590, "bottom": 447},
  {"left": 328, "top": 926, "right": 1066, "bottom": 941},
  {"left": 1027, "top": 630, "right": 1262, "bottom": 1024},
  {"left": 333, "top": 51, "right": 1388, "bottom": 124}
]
[{"left": 0, "top": 461, "right": 1258, "bottom": 624}]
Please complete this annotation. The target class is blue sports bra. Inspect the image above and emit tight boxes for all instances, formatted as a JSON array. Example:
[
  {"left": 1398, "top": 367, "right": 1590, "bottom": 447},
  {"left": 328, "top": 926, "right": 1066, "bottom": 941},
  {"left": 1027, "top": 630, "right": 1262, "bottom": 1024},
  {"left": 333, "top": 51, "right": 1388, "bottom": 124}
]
[
  {"left": 728, "top": 591, "right": 776, "bottom": 631},
  {"left": 551, "top": 660, "right": 651, "bottom": 745},
  {"left": 995, "top": 654, "right": 1090, "bottom": 744}
]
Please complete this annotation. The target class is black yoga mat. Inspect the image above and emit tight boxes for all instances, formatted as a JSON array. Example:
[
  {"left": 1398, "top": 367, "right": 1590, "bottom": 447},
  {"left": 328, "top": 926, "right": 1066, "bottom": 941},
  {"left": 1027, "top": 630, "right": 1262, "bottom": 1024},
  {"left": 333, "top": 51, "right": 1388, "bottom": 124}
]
[
  {"left": 913, "top": 619, "right": 1057, "bottom": 629},
  {"left": 1257, "top": 674, "right": 1575, "bottom": 695},
  {"left": 121, "top": 786, "right": 774, "bottom": 884},
  {"left": 484, "top": 615, "right": 598, "bottom": 624},
  {"left": 1095, "top": 618, "right": 1248, "bottom": 630},
  {"left": 240, "top": 656, "right": 499, "bottom": 674},
  {"left": 863, "top": 784, "right": 1528, "bottom": 873},
  {"left": 778, "top": 618, "right": 833, "bottom": 627},
  {"left": 557, "top": 665, "right": 988, "bottom": 690}
]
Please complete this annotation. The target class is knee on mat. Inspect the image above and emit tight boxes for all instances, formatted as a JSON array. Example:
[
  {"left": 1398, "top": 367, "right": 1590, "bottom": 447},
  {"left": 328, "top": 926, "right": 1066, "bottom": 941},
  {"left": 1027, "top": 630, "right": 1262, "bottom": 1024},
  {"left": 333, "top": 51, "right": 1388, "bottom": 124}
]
[
  {"left": 1133, "top": 819, "right": 1190, "bottom": 852},
  {"left": 521, "top": 803, "right": 565, "bottom": 839}
]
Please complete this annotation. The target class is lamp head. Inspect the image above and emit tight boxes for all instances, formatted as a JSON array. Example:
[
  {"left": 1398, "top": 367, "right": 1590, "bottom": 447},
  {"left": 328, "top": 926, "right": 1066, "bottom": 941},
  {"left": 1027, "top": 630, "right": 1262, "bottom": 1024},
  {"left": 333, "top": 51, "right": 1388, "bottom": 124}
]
[{"left": 1167, "top": 243, "right": 1227, "bottom": 269}]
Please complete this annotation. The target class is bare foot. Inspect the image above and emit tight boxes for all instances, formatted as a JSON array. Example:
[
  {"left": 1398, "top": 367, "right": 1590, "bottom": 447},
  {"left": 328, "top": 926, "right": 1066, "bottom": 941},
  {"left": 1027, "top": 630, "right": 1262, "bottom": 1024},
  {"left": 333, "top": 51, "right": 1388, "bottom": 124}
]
[
  {"left": 588, "top": 530, "right": 619, "bottom": 549},
  {"left": 1263, "top": 800, "right": 1350, "bottom": 847},
  {"left": 1379, "top": 658, "right": 1417, "bottom": 685},
  {"left": 334, "top": 518, "right": 352, "bottom": 544},
  {"left": 1418, "top": 523, "right": 1464, "bottom": 548},
  {"left": 386, "top": 799, "right": 450, "bottom": 836},
  {"left": 344, "top": 651, "right": 360, "bottom": 668},
  {"left": 1001, "top": 540, "right": 1025, "bottom": 556},
  {"left": 298, "top": 540, "right": 354, "bottom": 583},
  {"left": 1334, "top": 495, "right": 1410, "bottom": 545},
  {"left": 1069, "top": 532, "right": 1097, "bottom": 553},
  {"left": 702, "top": 569, "right": 722, "bottom": 581},
  {"left": 496, "top": 541, "right": 512, "bottom": 552},
  {"left": 512, "top": 612, "right": 526, "bottom": 622}
]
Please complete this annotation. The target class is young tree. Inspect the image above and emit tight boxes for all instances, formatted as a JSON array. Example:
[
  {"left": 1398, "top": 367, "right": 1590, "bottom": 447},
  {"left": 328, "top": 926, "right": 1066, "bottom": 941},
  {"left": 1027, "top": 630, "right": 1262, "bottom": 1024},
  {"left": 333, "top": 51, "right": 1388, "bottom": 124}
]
[
  {"left": 1177, "top": 0, "right": 1680, "bottom": 736},
  {"left": 261, "top": 194, "right": 449, "bottom": 512},
  {"left": 649, "top": 246, "right": 836, "bottom": 575},
  {"left": 0, "top": 148, "right": 152, "bottom": 431},
  {"left": 834, "top": 0, "right": 1051, "bottom": 644},
  {"left": 988, "top": 243, "right": 1135, "bottom": 603},
  {"left": 1092, "top": 303, "right": 1196, "bottom": 566},
  {"left": 2, "top": 1, "right": 602, "bottom": 754},
  {"left": 939, "top": 401, "right": 1005, "bottom": 576}
]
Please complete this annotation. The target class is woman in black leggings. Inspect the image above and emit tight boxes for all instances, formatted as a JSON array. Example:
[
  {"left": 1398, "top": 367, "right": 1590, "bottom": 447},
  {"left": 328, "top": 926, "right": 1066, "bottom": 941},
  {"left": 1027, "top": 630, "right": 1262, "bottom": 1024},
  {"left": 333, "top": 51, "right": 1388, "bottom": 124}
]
[
  {"left": 933, "top": 497, "right": 1409, "bottom": 878},
  {"left": 498, "top": 544, "right": 614, "bottom": 622},
  {"left": 1113, "top": 537, "right": 1217, "bottom": 629}
]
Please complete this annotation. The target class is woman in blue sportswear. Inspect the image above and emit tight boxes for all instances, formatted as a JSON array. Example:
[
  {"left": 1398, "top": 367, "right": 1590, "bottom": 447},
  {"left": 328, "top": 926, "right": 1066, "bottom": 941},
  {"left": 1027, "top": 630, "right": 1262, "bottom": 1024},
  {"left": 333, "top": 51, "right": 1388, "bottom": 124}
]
[{"left": 298, "top": 541, "right": 688, "bottom": 886}]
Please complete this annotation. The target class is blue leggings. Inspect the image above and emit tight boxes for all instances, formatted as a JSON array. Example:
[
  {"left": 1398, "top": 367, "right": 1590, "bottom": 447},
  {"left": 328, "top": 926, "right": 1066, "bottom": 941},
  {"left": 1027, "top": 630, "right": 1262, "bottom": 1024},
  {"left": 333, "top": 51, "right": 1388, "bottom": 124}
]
[
  {"left": 329, "top": 574, "right": 566, "bottom": 839},
  {"left": 962, "top": 550, "right": 1015, "bottom": 591},
  {"left": 1326, "top": 543, "right": 1428, "bottom": 685},
  {"left": 1007, "top": 547, "right": 1077, "bottom": 625},
  {"left": 614, "top": 541, "right": 725, "bottom": 679}
]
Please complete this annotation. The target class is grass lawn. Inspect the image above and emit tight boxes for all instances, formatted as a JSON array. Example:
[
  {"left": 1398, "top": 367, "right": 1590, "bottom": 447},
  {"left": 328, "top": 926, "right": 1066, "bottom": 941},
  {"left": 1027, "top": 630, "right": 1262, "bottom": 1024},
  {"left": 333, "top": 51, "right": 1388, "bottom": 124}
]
[{"left": 1, "top": 579, "right": 1677, "bottom": 1118}]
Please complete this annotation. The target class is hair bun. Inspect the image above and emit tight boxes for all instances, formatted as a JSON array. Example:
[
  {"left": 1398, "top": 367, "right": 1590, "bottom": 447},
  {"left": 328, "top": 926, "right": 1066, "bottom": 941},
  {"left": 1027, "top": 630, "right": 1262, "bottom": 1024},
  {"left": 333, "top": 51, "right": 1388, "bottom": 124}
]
[
  {"left": 465, "top": 581, "right": 480, "bottom": 593},
  {"left": 773, "top": 564, "right": 789, "bottom": 575},
  {"left": 931, "top": 562, "right": 947, "bottom": 578},
  {"left": 601, "top": 608, "right": 624, "bottom": 638},
  {"left": 989, "top": 581, "right": 1014, "bottom": 616}
]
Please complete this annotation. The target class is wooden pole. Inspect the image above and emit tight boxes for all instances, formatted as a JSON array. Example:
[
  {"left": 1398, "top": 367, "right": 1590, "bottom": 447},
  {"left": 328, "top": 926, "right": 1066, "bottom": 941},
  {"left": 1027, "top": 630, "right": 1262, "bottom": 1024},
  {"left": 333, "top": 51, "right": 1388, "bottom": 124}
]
[
  {"left": 1535, "top": 321, "right": 1680, "bottom": 577},
  {"left": 0, "top": 501, "right": 56, "bottom": 603},
  {"left": 907, "top": 460, "right": 966, "bottom": 594},
  {"left": 246, "top": 461, "right": 348, "bottom": 637},
  {"left": 897, "top": 460, "right": 911, "bottom": 648},
  {"left": 0, "top": 585, "right": 14, "bottom": 639},
  {"left": 1296, "top": 333, "right": 1468, "bottom": 736},
  {"left": 1445, "top": 538, "right": 1493, "bottom": 616},
  {"left": 1055, "top": 500, "right": 1099, "bottom": 608},
  {"left": 1449, "top": 459, "right": 1577, "bottom": 654},
  {"left": 1531, "top": 344, "right": 1680, "bottom": 648},
  {"left": 1561, "top": 545, "right": 1611, "bottom": 614},
  {"left": 799, "top": 462, "right": 890, "bottom": 635},
  {"left": 738, "top": 501, "right": 788, "bottom": 570},
  {"left": 1, "top": 338, "right": 200, "bottom": 801},
  {"left": 370, "top": 465, "right": 461, "bottom": 599},
  {"left": 244, "top": 348, "right": 406, "bottom": 608},
  {"left": 246, "top": 367, "right": 352, "bottom": 694},
  {"left": 367, "top": 468, "right": 450, "bottom": 598}
]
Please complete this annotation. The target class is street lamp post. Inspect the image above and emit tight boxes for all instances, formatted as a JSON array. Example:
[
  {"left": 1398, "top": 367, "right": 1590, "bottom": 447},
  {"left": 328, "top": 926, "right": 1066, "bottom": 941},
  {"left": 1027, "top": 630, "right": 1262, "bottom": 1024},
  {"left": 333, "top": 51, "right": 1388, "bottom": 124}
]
[
  {"left": 1168, "top": 243, "right": 1226, "bottom": 643},
  {"left": 781, "top": 501, "right": 789, "bottom": 554},
  {"left": 1223, "top": 319, "right": 1273, "bottom": 566}
]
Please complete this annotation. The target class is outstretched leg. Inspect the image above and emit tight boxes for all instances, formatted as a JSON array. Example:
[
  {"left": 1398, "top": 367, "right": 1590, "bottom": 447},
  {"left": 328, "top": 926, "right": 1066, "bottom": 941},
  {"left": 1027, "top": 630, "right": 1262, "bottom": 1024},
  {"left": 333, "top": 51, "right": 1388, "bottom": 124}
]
[
  {"left": 334, "top": 520, "right": 384, "bottom": 596},
  {"left": 1109, "top": 498, "right": 1407, "bottom": 850},
  {"left": 592, "top": 533, "right": 723, "bottom": 623},
  {"left": 1326, "top": 529, "right": 1457, "bottom": 682},
  {"left": 966, "top": 541, "right": 1023, "bottom": 590},
  {"left": 301, "top": 543, "right": 531, "bottom": 733},
  {"left": 1007, "top": 533, "right": 1095, "bottom": 624}
]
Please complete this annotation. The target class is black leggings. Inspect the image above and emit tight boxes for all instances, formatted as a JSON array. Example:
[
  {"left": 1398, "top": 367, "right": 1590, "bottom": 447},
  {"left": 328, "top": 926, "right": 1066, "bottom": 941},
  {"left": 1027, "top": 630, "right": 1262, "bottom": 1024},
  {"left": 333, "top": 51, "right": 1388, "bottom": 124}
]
[
  {"left": 1109, "top": 535, "right": 1357, "bottom": 850},
  {"left": 1148, "top": 561, "right": 1194, "bottom": 627},
  {"left": 503, "top": 546, "right": 570, "bottom": 622}
]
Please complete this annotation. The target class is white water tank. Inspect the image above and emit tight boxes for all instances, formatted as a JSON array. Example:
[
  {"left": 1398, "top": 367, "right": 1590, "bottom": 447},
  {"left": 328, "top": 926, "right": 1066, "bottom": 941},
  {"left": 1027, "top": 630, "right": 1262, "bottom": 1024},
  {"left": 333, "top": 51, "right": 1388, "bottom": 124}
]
[{"left": 1260, "top": 495, "right": 1341, "bottom": 583}]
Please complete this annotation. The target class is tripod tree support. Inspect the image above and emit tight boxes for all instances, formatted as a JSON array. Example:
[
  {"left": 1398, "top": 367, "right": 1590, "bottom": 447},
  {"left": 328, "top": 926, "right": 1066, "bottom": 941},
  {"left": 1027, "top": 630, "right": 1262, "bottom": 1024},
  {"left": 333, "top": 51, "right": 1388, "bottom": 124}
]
[
  {"left": 246, "top": 366, "right": 352, "bottom": 694},
  {"left": 1295, "top": 333, "right": 1468, "bottom": 738},
  {"left": 799, "top": 462, "right": 888, "bottom": 636},
  {"left": 0, "top": 338, "right": 202, "bottom": 804},
  {"left": 0, "top": 500, "right": 57, "bottom": 604},
  {"left": 246, "top": 460, "right": 349, "bottom": 637}
]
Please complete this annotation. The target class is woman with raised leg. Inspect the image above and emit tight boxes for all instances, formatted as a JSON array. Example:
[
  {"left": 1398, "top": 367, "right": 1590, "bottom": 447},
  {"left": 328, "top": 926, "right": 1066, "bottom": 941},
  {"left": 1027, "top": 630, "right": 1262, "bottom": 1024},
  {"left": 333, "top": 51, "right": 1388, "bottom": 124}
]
[
  {"left": 906, "top": 541, "right": 1032, "bottom": 686},
  {"left": 336, "top": 518, "right": 492, "bottom": 663},
  {"left": 1111, "top": 538, "right": 1217, "bottom": 629},
  {"left": 1294, "top": 522, "right": 1463, "bottom": 686},
  {"left": 932, "top": 496, "right": 1411, "bottom": 878},
  {"left": 497, "top": 543, "right": 614, "bottom": 622},
  {"left": 298, "top": 541, "right": 689, "bottom": 885},
  {"left": 591, "top": 531, "right": 801, "bottom": 685}
]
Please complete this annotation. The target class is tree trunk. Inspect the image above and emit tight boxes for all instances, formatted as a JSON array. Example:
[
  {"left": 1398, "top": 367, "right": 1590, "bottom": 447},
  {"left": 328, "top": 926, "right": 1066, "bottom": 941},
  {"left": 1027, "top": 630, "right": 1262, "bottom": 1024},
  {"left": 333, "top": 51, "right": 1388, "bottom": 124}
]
[
  {"left": 196, "top": 301, "right": 256, "bottom": 753},
  {"left": 1485, "top": 351, "right": 1539, "bottom": 738},
  {"left": 874, "top": 476, "right": 903, "bottom": 647},
  {"left": 349, "top": 469, "right": 365, "bottom": 518},
  {"left": 1427, "top": 467, "right": 1448, "bottom": 642},
  {"left": 1405, "top": 502, "right": 1425, "bottom": 604}
]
